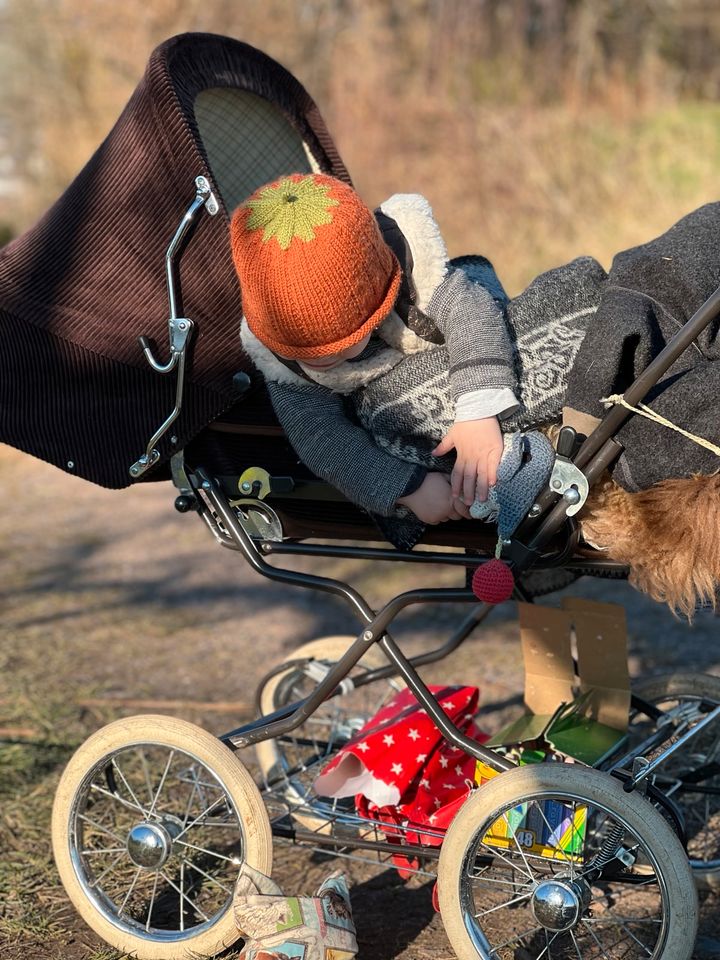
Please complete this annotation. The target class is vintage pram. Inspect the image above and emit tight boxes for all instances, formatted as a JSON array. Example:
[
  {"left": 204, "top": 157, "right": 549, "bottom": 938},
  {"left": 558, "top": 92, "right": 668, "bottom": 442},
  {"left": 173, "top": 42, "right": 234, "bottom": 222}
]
[{"left": 2, "top": 32, "right": 719, "bottom": 960}]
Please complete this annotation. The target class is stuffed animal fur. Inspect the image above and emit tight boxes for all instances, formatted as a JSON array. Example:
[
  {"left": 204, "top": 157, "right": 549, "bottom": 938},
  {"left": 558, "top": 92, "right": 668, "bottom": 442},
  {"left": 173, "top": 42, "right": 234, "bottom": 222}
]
[{"left": 579, "top": 474, "right": 720, "bottom": 618}]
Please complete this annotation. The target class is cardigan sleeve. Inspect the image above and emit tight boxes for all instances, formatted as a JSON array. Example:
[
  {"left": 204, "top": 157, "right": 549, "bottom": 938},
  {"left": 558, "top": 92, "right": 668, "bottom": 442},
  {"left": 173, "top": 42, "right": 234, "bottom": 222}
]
[
  {"left": 266, "top": 380, "right": 426, "bottom": 516},
  {"left": 426, "top": 267, "right": 519, "bottom": 418}
]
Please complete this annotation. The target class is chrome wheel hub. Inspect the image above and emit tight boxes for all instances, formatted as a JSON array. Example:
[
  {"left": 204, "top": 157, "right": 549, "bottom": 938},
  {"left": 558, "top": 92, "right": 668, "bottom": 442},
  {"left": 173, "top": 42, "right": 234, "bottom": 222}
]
[
  {"left": 126, "top": 820, "right": 178, "bottom": 870},
  {"left": 531, "top": 878, "right": 589, "bottom": 931}
]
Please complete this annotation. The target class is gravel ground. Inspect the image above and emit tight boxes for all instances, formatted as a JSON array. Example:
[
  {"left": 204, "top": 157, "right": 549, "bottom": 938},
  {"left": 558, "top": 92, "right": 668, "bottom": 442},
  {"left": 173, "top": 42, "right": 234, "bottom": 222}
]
[{"left": 1, "top": 443, "right": 719, "bottom": 959}]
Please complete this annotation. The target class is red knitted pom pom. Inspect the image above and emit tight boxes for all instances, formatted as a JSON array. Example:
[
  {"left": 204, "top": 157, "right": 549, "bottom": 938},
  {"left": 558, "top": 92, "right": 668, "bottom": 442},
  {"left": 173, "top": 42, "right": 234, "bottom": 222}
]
[{"left": 471, "top": 559, "right": 515, "bottom": 604}]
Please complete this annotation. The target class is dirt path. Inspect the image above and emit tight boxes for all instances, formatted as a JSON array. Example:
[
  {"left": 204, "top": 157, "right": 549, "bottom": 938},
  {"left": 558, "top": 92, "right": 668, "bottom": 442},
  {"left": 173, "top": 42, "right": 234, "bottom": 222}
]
[{"left": 1, "top": 444, "right": 719, "bottom": 959}]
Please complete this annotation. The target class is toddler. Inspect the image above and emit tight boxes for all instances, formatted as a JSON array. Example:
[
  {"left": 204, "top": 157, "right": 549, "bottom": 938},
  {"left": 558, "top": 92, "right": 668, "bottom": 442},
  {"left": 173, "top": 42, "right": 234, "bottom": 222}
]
[{"left": 230, "top": 173, "right": 603, "bottom": 545}]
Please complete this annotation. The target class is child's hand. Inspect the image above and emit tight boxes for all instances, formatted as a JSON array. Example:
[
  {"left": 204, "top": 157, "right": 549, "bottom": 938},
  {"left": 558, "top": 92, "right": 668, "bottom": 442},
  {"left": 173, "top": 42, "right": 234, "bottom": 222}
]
[
  {"left": 396, "top": 472, "right": 466, "bottom": 524},
  {"left": 432, "top": 417, "right": 504, "bottom": 505}
]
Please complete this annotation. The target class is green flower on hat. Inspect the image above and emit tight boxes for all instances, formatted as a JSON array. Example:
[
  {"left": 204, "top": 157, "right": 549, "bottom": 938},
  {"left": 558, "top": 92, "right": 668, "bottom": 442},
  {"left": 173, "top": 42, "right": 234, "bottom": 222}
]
[{"left": 244, "top": 176, "right": 340, "bottom": 250}]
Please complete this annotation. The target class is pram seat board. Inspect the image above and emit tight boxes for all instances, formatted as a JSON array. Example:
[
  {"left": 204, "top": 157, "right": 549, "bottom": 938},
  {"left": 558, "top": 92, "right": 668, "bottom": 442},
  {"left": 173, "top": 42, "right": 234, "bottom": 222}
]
[{"left": 0, "top": 33, "right": 349, "bottom": 488}]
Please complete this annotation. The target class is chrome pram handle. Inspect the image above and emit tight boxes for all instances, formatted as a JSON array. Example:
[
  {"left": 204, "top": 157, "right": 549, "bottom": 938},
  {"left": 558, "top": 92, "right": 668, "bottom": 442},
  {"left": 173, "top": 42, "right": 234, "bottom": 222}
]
[{"left": 129, "top": 175, "right": 218, "bottom": 479}]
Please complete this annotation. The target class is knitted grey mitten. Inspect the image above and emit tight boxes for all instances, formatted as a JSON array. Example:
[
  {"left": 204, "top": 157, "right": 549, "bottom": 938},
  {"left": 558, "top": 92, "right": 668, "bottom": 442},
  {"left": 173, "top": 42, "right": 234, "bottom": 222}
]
[{"left": 470, "top": 431, "right": 555, "bottom": 538}]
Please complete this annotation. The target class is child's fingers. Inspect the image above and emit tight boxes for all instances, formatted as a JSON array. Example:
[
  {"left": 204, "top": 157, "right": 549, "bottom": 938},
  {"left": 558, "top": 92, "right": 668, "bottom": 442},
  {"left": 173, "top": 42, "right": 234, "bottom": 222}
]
[
  {"left": 432, "top": 433, "right": 454, "bottom": 456},
  {"left": 473, "top": 466, "right": 488, "bottom": 505},
  {"left": 482, "top": 445, "right": 503, "bottom": 498},
  {"left": 486, "top": 450, "right": 499, "bottom": 489},
  {"left": 451, "top": 461, "right": 464, "bottom": 499}
]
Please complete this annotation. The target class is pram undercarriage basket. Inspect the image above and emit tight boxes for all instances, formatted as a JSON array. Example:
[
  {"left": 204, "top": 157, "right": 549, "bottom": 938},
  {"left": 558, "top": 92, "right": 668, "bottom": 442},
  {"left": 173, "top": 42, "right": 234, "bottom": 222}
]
[{"left": 4, "top": 31, "right": 716, "bottom": 960}]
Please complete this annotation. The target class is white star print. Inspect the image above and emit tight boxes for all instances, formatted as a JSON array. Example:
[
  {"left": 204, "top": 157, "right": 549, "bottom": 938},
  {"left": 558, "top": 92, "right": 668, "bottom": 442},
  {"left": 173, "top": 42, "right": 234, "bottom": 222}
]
[
  {"left": 434, "top": 797, "right": 442, "bottom": 808},
  {"left": 455, "top": 765, "right": 464, "bottom": 776},
  {"left": 356, "top": 741, "right": 369, "bottom": 752},
  {"left": 391, "top": 762, "right": 403, "bottom": 775},
  {"left": 429, "top": 813, "right": 437, "bottom": 823},
  {"left": 407, "top": 728, "right": 420, "bottom": 741},
  {"left": 441, "top": 700, "right": 455, "bottom": 710},
  {"left": 439, "top": 756, "right": 449, "bottom": 769},
  {"left": 416, "top": 753, "right": 427, "bottom": 763},
  {"left": 420, "top": 778, "right": 431, "bottom": 789},
  {"left": 383, "top": 734, "right": 395, "bottom": 747}
]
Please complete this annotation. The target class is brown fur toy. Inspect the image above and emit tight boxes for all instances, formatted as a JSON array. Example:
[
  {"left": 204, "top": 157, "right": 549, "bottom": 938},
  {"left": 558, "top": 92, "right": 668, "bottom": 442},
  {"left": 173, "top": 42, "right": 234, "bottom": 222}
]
[{"left": 580, "top": 474, "right": 720, "bottom": 618}]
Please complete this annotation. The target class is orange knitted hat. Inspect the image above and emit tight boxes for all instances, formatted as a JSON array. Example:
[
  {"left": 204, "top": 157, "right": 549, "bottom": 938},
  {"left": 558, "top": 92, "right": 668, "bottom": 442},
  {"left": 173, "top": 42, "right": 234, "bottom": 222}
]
[{"left": 230, "top": 173, "right": 401, "bottom": 359}]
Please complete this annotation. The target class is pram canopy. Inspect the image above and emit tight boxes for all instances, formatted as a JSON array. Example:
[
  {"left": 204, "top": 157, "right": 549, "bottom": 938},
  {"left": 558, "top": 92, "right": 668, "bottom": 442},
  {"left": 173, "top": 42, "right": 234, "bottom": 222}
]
[{"left": 0, "top": 33, "right": 349, "bottom": 488}]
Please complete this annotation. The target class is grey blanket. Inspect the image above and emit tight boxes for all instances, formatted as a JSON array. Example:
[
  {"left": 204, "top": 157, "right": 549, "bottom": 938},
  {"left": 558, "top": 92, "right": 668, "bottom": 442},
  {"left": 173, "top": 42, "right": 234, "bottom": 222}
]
[{"left": 565, "top": 203, "right": 720, "bottom": 490}]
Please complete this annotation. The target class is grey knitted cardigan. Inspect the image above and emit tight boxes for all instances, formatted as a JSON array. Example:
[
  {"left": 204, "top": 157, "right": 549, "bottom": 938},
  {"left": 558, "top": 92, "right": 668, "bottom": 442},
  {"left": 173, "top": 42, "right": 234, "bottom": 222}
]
[{"left": 240, "top": 194, "right": 606, "bottom": 535}]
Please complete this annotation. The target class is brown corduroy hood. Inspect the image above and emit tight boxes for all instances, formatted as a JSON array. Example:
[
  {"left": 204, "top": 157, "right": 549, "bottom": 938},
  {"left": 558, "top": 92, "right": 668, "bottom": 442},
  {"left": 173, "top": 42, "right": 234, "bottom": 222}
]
[{"left": 0, "top": 32, "right": 349, "bottom": 487}]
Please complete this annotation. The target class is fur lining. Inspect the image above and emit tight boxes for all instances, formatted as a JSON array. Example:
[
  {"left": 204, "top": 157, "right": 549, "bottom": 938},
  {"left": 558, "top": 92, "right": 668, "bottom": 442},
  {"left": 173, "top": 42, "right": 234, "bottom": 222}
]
[
  {"left": 299, "top": 340, "right": 404, "bottom": 394},
  {"left": 379, "top": 193, "right": 448, "bottom": 310},
  {"left": 240, "top": 318, "right": 308, "bottom": 387}
]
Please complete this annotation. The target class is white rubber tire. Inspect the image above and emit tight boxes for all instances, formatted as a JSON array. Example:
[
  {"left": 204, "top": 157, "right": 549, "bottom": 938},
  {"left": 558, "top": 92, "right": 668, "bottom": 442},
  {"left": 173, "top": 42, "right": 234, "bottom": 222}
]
[
  {"left": 52, "top": 714, "right": 272, "bottom": 960},
  {"left": 438, "top": 764, "right": 698, "bottom": 960}
]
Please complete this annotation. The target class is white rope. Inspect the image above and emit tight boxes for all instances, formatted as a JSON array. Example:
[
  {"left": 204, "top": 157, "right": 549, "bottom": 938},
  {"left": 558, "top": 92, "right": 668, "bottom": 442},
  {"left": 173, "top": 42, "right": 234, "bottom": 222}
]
[{"left": 601, "top": 393, "right": 720, "bottom": 457}]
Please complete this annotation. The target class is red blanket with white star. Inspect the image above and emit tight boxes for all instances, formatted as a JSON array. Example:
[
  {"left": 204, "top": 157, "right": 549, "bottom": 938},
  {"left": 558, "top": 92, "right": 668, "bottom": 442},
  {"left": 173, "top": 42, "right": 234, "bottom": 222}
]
[{"left": 313, "top": 685, "right": 487, "bottom": 846}]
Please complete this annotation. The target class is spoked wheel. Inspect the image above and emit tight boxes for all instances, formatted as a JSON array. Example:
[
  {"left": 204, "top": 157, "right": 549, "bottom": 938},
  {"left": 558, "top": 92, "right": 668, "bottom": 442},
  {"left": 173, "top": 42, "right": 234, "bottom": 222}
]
[
  {"left": 255, "top": 635, "right": 404, "bottom": 830},
  {"left": 631, "top": 672, "right": 720, "bottom": 888},
  {"left": 437, "top": 764, "right": 697, "bottom": 960},
  {"left": 52, "top": 715, "right": 272, "bottom": 960}
]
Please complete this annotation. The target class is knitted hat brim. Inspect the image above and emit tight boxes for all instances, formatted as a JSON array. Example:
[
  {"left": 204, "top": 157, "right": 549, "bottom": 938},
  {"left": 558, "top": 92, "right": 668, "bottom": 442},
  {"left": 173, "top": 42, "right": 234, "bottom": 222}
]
[{"left": 245, "top": 253, "right": 402, "bottom": 361}]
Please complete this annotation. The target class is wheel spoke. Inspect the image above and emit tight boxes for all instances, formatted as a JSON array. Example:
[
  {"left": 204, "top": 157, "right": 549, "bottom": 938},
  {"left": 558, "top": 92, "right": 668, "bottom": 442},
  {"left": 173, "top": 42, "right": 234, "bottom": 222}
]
[
  {"left": 138, "top": 747, "right": 154, "bottom": 804},
  {"left": 472, "top": 889, "right": 533, "bottom": 919},
  {"left": 160, "top": 868, "right": 211, "bottom": 922},
  {"left": 469, "top": 868, "right": 534, "bottom": 890},
  {"left": 583, "top": 916, "right": 662, "bottom": 925},
  {"left": 568, "top": 928, "right": 583, "bottom": 959},
  {"left": 173, "top": 794, "right": 227, "bottom": 842},
  {"left": 81, "top": 846, "right": 126, "bottom": 856},
  {"left": 87, "top": 851, "right": 126, "bottom": 889},
  {"left": 618, "top": 921, "right": 654, "bottom": 956},
  {"left": 78, "top": 812, "right": 125, "bottom": 844},
  {"left": 145, "top": 871, "right": 160, "bottom": 932},
  {"left": 181, "top": 766, "right": 202, "bottom": 828},
  {"left": 174, "top": 837, "right": 238, "bottom": 864},
  {"left": 117, "top": 866, "right": 142, "bottom": 917},
  {"left": 490, "top": 924, "right": 547, "bottom": 953},
  {"left": 502, "top": 808, "right": 536, "bottom": 880},
  {"left": 531, "top": 796, "right": 579, "bottom": 874},
  {"left": 478, "top": 835, "right": 534, "bottom": 882},
  {"left": 90, "top": 781, "right": 147, "bottom": 816},
  {"left": 180, "top": 860, "right": 185, "bottom": 932},
  {"left": 580, "top": 918, "right": 613, "bottom": 960},
  {"left": 184, "top": 857, "right": 233, "bottom": 895},
  {"left": 147, "top": 749, "right": 175, "bottom": 818},
  {"left": 112, "top": 757, "right": 151, "bottom": 818},
  {"left": 534, "top": 930, "right": 562, "bottom": 960}
]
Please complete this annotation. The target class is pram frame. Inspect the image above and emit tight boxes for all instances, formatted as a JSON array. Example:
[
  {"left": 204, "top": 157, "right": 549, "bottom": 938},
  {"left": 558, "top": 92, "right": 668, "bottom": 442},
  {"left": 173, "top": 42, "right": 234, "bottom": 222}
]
[{"left": 49, "top": 180, "right": 720, "bottom": 960}]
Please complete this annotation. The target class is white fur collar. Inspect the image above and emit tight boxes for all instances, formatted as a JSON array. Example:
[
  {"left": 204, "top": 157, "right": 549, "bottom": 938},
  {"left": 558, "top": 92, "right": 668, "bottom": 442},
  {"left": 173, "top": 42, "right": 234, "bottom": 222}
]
[
  {"left": 379, "top": 193, "right": 448, "bottom": 310},
  {"left": 240, "top": 319, "right": 307, "bottom": 387},
  {"left": 240, "top": 317, "right": 405, "bottom": 394}
]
